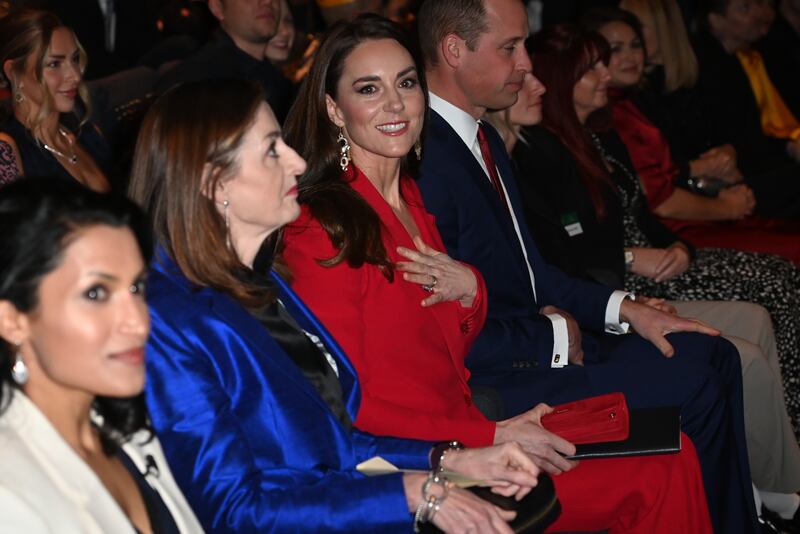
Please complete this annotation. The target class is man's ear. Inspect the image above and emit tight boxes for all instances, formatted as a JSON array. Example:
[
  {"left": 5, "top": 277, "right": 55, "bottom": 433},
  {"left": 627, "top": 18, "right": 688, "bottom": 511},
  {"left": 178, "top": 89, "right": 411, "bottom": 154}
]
[
  {"left": 207, "top": 0, "right": 225, "bottom": 22},
  {"left": 441, "top": 33, "right": 465, "bottom": 69},
  {"left": 325, "top": 93, "right": 345, "bottom": 128},
  {"left": 0, "top": 301, "right": 29, "bottom": 350}
]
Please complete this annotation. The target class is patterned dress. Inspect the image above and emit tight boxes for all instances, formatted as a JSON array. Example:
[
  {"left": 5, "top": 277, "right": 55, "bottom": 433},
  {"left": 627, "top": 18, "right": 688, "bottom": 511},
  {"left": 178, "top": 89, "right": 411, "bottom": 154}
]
[{"left": 596, "top": 135, "right": 800, "bottom": 434}]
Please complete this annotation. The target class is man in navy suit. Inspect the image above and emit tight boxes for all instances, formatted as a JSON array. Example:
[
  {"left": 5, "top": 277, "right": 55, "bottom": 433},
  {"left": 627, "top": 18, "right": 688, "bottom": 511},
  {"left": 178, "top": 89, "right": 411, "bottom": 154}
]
[{"left": 415, "top": 0, "right": 758, "bottom": 532}]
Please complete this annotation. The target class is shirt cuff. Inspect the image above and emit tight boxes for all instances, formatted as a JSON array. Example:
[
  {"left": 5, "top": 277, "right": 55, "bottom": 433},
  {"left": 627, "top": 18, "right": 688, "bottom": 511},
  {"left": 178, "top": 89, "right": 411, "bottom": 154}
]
[
  {"left": 545, "top": 313, "right": 569, "bottom": 368},
  {"left": 605, "top": 290, "right": 634, "bottom": 335}
]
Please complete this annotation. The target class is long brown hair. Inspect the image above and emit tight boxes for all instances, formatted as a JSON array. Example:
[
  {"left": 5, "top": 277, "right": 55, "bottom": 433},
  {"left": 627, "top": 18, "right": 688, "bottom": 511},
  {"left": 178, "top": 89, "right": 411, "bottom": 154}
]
[
  {"left": 530, "top": 23, "right": 614, "bottom": 218},
  {"left": 284, "top": 14, "right": 427, "bottom": 281},
  {"left": 128, "top": 79, "right": 276, "bottom": 311},
  {"left": 0, "top": 10, "right": 91, "bottom": 142}
]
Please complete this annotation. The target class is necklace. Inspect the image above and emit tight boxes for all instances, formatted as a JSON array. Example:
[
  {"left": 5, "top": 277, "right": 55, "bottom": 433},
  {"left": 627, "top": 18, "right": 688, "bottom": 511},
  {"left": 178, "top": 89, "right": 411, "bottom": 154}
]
[{"left": 42, "top": 127, "right": 78, "bottom": 165}]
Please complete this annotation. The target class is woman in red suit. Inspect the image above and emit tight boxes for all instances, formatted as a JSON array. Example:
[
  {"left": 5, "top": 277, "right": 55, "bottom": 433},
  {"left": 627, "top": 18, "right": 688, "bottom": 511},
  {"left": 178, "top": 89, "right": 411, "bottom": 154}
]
[{"left": 281, "top": 14, "right": 713, "bottom": 533}]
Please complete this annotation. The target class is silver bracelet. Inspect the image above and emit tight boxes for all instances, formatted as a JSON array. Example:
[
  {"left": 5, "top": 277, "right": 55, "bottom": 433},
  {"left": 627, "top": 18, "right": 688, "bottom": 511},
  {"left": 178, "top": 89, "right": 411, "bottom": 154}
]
[{"left": 413, "top": 472, "right": 451, "bottom": 531}]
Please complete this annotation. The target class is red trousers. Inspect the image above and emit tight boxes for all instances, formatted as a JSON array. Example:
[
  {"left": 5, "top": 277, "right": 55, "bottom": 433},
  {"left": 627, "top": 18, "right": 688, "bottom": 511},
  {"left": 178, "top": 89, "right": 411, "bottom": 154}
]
[
  {"left": 546, "top": 433, "right": 712, "bottom": 534},
  {"left": 666, "top": 216, "right": 800, "bottom": 266}
]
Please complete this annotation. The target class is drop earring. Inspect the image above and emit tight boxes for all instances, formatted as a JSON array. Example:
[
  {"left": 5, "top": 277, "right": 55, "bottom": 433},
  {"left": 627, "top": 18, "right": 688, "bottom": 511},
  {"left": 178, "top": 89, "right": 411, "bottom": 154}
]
[
  {"left": 13, "top": 84, "right": 24, "bottom": 104},
  {"left": 11, "top": 343, "right": 28, "bottom": 385},
  {"left": 414, "top": 140, "right": 422, "bottom": 160},
  {"left": 337, "top": 130, "right": 351, "bottom": 171},
  {"left": 223, "top": 198, "right": 232, "bottom": 249}
]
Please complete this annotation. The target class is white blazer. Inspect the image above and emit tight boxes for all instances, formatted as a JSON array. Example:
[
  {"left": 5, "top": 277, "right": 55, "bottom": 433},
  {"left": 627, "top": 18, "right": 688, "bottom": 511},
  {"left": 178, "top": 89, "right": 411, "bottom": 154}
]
[{"left": 0, "top": 390, "right": 204, "bottom": 533}]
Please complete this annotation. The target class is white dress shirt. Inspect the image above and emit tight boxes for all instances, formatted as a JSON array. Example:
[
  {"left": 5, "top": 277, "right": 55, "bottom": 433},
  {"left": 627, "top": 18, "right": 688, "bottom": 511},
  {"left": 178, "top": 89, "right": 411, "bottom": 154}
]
[{"left": 429, "top": 92, "right": 631, "bottom": 368}]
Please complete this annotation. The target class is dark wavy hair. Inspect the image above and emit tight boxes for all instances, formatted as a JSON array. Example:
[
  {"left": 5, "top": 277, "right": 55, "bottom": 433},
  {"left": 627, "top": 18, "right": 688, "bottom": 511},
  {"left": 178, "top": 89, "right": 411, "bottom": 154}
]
[
  {"left": 530, "top": 23, "right": 614, "bottom": 218},
  {"left": 0, "top": 178, "right": 152, "bottom": 454},
  {"left": 129, "top": 79, "right": 279, "bottom": 312},
  {"left": 284, "top": 14, "right": 427, "bottom": 281},
  {"left": 581, "top": 7, "right": 648, "bottom": 59}
]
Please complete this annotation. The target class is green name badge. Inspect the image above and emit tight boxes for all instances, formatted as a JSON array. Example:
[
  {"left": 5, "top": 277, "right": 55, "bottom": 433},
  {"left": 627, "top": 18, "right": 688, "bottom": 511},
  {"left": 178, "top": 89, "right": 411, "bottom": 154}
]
[{"left": 560, "top": 211, "right": 583, "bottom": 237}]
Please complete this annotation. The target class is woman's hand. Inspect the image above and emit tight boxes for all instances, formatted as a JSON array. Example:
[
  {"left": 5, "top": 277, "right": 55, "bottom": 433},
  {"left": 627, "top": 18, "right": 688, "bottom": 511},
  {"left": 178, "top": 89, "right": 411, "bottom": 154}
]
[
  {"left": 628, "top": 246, "right": 689, "bottom": 282},
  {"left": 402, "top": 473, "right": 516, "bottom": 534},
  {"left": 653, "top": 244, "right": 690, "bottom": 282},
  {"left": 494, "top": 405, "right": 578, "bottom": 475},
  {"left": 717, "top": 184, "right": 756, "bottom": 219},
  {"left": 691, "top": 144, "right": 742, "bottom": 183},
  {"left": 636, "top": 296, "right": 678, "bottom": 315},
  {"left": 440, "top": 442, "right": 540, "bottom": 500},
  {"left": 397, "top": 236, "right": 478, "bottom": 308}
]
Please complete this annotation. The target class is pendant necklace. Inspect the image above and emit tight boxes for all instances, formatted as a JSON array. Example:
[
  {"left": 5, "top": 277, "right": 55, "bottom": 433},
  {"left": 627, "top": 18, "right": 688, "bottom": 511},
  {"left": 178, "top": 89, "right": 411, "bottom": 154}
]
[{"left": 42, "top": 127, "right": 78, "bottom": 164}]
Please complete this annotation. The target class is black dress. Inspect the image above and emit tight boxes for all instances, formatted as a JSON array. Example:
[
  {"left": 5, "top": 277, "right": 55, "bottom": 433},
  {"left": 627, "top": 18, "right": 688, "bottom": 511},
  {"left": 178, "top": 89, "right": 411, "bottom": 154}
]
[
  {"left": 512, "top": 125, "right": 800, "bottom": 434},
  {"left": 0, "top": 116, "right": 111, "bottom": 185},
  {"left": 117, "top": 451, "right": 181, "bottom": 534}
]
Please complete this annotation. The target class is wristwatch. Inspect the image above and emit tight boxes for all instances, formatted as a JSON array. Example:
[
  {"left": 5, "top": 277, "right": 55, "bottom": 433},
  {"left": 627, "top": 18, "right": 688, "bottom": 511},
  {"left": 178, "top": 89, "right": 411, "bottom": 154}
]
[{"left": 624, "top": 250, "right": 635, "bottom": 271}]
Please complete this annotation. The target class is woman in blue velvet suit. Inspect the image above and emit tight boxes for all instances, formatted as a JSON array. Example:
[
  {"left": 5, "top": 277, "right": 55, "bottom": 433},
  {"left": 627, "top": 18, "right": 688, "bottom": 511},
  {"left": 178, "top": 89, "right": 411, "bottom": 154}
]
[{"left": 127, "top": 78, "right": 541, "bottom": 533}]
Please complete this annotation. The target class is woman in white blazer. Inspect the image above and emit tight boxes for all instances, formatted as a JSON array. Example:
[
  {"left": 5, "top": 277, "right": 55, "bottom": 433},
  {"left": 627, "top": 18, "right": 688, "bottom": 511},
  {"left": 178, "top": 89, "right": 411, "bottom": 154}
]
[{"left": 0, "top": 179, "right": 203, "bottom": 534}]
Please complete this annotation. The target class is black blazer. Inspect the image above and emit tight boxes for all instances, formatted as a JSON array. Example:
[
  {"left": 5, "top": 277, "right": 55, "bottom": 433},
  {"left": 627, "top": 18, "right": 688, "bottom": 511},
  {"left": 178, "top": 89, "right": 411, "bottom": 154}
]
[{"left": 512, "top": 126, "right": 688, "bottom": 289}]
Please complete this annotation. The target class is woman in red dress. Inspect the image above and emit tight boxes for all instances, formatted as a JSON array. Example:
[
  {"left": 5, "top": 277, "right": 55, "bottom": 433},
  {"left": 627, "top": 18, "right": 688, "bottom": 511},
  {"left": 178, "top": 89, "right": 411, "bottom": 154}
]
[{"left": 282, "top": 13, "right": 712, "bottom": 534}]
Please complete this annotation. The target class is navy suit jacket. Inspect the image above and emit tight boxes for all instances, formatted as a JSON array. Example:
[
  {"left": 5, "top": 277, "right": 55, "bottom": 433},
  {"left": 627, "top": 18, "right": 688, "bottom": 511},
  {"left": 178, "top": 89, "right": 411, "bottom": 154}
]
[
  {"left": 145, "top": 252, "right": 431, "bottom": 533},
  {"left": 417, "top": 110, "right": 613, "bottom": 373}
]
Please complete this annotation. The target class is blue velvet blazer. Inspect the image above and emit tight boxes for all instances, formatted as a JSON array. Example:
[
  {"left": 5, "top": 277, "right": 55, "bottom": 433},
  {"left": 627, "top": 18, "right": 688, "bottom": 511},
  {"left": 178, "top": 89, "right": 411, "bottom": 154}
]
[{"left": 144, "top": 252, "right": 432, "bottom": 533}]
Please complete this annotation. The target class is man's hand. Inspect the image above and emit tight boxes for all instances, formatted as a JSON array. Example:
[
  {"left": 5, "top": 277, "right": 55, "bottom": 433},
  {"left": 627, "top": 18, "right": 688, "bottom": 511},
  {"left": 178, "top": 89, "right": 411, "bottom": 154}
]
[
  {"left": 540, "top": 305, "right": 583, "bottom": 365},
  {"left": 494, "top": 404, "right": 578, "bottom": 475},
  {"left": 620, "top": 298, "right": 720, "bottom": 357}
]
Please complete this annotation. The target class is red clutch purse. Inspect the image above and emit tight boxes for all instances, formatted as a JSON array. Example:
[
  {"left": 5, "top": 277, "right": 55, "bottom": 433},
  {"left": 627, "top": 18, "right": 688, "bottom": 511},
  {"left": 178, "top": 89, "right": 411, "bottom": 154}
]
[{"left": 540, "top": 392, "right": 630, "bottom": 444}]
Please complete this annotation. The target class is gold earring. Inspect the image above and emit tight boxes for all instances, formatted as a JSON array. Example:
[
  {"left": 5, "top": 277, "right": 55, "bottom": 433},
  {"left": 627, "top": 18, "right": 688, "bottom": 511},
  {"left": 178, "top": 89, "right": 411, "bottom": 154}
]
[{"left": 414, "top": 140, "right": 422, "bottom": 160}]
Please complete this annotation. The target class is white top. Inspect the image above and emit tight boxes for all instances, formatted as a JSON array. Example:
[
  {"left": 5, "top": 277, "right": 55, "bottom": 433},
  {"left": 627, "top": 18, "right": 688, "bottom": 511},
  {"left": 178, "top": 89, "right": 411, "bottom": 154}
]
[
  {"left": 0, "top": 389, "right": 204, "bottom": 534},
  {"left": 429, "top": 92, "right": 631, "bottom": 367}
]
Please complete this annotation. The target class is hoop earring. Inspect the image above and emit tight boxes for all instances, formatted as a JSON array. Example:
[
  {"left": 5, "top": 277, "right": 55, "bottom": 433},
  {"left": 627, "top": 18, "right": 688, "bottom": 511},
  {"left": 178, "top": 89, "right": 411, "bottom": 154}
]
[
  {"left": 11, "top": 344, "right": 28, "bottom": 385},
  {"left": 414, "top": 140, "right": 422, "bottom": 161},
  {"left": 337, "top": 130, "right": 351, "bottom": 171}
]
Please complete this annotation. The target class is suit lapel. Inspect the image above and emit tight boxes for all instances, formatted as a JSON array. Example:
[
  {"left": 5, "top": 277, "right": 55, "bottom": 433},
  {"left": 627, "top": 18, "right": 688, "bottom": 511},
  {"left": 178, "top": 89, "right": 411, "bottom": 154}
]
[
  {"left": 349, "top": 169, "right": 471, "bottom": 392},
  {"left": 204, "top": 287, "right": 342, "bottom": 421},
  {"left": 5, "top": 391, "right": 135, "bottom": 533},
  {"left": 429, "top": 111, "right": 527, "bottom": 260},
  {"left": 269, "top": 272, "right": 363, "bottom": 421},
  {"left": 483, "top": 122, "right": 547, "bottom": 287}
]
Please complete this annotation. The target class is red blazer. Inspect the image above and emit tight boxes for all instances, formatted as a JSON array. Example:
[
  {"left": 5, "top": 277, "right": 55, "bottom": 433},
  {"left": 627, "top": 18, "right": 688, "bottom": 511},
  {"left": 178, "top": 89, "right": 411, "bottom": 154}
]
[{"left": 282, "top": 166, "right": 494, "bottom": 447}]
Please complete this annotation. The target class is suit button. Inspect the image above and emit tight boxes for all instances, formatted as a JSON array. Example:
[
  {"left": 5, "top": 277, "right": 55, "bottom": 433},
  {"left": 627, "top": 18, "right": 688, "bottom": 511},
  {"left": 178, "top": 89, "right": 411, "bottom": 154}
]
[
  {"left": 511, "top": 362, "right": 518, "bottom": 368},
  {"left": 464, "top": 394, "right": 472, "bottom": 406},
  {"left": 460, "top": 323, "right": 469, "bottom": 333}
]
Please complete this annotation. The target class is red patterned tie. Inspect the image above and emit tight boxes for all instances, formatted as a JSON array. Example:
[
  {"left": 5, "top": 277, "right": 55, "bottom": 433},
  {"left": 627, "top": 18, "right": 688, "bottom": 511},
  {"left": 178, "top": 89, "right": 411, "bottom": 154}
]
[{"left": 477, "top": 123, "right": 510, "bottom": 214}]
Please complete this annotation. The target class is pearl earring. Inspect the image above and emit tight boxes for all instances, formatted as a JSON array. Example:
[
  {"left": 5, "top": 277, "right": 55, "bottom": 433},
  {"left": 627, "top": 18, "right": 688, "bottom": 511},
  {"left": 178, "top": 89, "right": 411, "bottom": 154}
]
[{"left": 11, "top": 343, "right": 28, "bottom": 385}]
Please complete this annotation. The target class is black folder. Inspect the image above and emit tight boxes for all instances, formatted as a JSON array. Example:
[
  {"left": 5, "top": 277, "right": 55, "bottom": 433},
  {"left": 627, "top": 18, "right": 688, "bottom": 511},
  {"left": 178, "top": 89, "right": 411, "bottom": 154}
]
[{"left": 568, "top": 406, "right": 681, "bottom": 460}]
